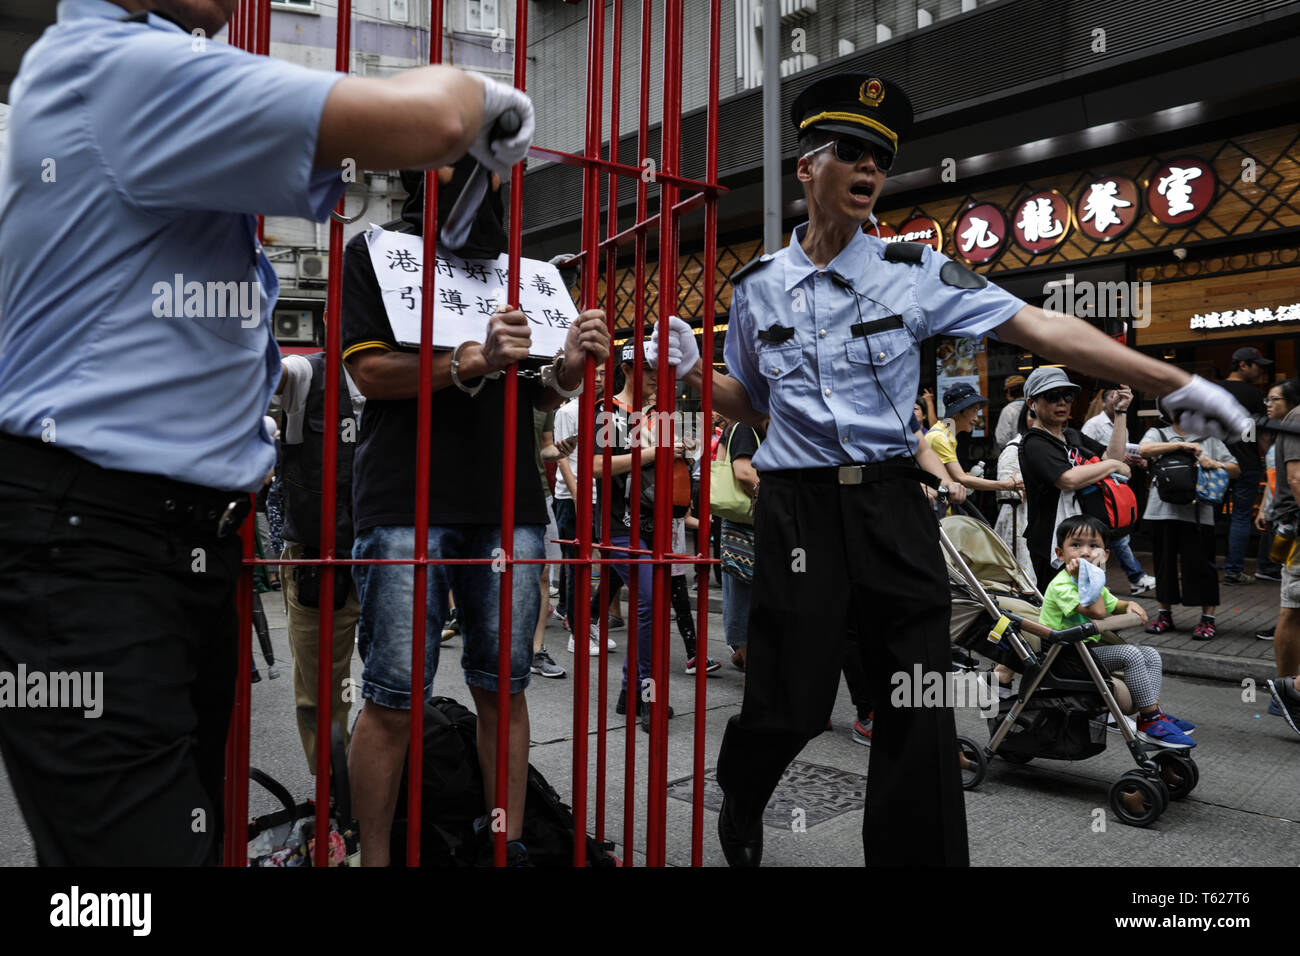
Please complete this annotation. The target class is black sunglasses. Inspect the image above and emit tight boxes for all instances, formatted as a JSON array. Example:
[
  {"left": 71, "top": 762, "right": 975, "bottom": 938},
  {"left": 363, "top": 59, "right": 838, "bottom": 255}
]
[
  {"left": 803, "top": 136, "right": 895, "bottom": 172},
  {"left": 1037, "top": 388, "right": 1077, "bottom": 404}
]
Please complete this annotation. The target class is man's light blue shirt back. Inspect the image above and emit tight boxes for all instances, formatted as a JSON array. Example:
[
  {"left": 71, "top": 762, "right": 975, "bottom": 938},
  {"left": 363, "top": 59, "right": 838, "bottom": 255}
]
[
  {"left": 0, "top": 0, "right": 346, "bottom": 491},
  {"left": 723, "top": 224, "right": 1026, "bottom": 472}
]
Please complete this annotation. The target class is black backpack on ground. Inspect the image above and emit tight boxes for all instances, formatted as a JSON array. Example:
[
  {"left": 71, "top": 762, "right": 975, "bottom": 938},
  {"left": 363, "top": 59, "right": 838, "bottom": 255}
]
[
  {"left": 390, "top": 696, "right": 616, "bottom": 867},
  {"left": 1149, "top": 427, "right": 1199, "bottom": 505}
]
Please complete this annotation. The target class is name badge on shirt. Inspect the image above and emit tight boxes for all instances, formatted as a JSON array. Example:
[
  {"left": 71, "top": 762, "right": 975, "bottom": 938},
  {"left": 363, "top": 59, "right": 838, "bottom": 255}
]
[
  {"left": 850, "top": 314, "right": 905, "bottom": 338},
  {"left": 757, "top": 324, "right": 795, "bottom": 344}
]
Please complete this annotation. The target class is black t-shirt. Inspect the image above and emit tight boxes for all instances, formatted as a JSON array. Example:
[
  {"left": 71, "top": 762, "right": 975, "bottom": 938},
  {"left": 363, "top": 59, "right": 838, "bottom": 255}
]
[
  {"left": 340, "top": 229, "right": 547, "bottom": 532},
  {"left": 1219, "top": 378, "right": 1265, "bottom": 471},
  {"left": 1019, "top": 426, "right": 1105, "bottom": 590},
  {"left": 597, "top": 399, "right": 636, "bottom": 540},
  {"left": 727, "top": 422, "right": 761, "bottom": 463}
]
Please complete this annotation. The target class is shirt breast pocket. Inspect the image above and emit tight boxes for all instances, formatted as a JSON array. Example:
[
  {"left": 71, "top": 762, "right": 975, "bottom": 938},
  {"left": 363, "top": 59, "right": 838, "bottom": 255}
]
[
  {"left": 756, "top": 342, "right": 803, "bottom": 397},
  {"left": 845, "top": 329, "right": 916, "bottom": 417}
]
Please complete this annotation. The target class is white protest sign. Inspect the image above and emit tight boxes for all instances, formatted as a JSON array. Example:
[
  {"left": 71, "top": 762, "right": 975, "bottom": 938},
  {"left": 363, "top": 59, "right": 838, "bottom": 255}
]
[{"left": 365, "top": 225, "right": 577, "bottom": 358}]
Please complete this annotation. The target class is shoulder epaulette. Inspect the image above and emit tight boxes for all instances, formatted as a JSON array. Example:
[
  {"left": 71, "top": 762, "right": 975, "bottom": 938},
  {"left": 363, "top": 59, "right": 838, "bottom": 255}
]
[
  {"left": 883, "top": 242, "right": 926, "bottom": 264},
  {"left": 729, "top": 254, "right": 775, "bottom": 284}
]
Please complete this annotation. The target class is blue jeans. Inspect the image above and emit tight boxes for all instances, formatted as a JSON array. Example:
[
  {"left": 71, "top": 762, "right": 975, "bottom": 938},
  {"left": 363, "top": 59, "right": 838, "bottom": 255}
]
[
  {"left": 352, "top": 524, "right": 543, "bottom": 708},
  {"left": 722, "top": 568, "right": 752, "bottom": 649},
  {"left": 1110, "top": 534, "right": 1145, "bottom": 584},
  {"left": 604, "top": 532, "right": 655, "bottom": 691},
  {"left": 1225, "top": 472, "right": 1261, "bottom": 575}
]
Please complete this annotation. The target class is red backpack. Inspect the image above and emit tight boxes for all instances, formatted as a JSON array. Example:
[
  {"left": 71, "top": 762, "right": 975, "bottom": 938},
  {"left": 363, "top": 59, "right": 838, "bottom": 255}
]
[{"left": 1074, "top": 453, "right": 1138, "bottom": 533}]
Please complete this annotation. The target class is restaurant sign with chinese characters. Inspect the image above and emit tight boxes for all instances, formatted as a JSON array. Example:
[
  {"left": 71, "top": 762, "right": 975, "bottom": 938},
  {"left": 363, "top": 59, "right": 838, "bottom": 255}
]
[
  {"left": 1190, "top": 302, "right": 1300, "bottom": 330},
  {"left": 365, "top": 224, "right": 576, "bottom": 357},
  {"left": 949, "top": 159, "right": 1217, "bottom": 265}
]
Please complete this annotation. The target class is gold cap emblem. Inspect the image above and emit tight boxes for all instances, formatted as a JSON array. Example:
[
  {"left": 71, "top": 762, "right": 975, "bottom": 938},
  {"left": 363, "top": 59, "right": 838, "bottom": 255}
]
[{"left": 859, "top": 78, "right": 885, "bottom": 109}]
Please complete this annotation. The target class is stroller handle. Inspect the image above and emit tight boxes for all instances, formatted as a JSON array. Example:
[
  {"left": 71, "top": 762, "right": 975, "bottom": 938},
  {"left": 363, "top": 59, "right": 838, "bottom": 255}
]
[{"left": 1003, "top": 611, "right": 1097, "bottom": 646}]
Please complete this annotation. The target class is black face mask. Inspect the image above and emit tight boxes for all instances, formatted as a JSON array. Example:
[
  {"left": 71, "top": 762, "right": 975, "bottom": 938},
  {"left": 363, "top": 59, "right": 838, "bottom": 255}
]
[{"left": 399, "top": 158, "right": 507, "bottom": 259}]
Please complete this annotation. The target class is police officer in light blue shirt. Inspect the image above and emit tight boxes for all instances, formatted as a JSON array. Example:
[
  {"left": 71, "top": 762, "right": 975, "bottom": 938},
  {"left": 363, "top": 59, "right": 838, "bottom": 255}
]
[
  {"left": 0, "top": 0, "right": 535, "bottom": 865},
  {"left": 649, "top": 71, "right": 1251, "bottom": 867}
]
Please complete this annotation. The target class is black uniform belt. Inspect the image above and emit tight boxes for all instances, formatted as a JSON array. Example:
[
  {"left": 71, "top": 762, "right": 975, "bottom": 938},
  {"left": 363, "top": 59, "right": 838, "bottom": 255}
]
[
  {"left": 764, "top": 459, "right": 940, "bottom": 488},
  {"left": 0, "top": 432, "right": 252, "bottom": 537}
]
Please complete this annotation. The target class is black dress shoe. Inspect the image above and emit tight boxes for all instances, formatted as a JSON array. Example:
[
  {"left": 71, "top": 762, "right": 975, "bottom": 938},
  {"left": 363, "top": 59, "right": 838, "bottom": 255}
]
[{"left": 717, "top": 796, "right": 762, "bottom": 867}]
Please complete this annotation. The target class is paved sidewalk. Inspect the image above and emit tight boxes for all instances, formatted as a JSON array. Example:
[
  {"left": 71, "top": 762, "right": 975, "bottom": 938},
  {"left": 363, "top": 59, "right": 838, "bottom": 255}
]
[{"left": 1106, "top": 554, "right": 1282, "bottom": 683}]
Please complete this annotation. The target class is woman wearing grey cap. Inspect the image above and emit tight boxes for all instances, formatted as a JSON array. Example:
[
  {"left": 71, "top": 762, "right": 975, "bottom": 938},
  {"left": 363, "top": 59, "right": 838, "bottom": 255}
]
[{"left": 1018, "top": 367, "right": 1132, "bottom": 592}]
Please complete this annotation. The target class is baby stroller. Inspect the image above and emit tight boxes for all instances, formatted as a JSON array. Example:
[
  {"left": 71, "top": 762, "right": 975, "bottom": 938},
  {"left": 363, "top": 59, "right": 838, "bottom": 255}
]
[{"left": 940, "top": 512, "right": 1199, "bottom": 828}]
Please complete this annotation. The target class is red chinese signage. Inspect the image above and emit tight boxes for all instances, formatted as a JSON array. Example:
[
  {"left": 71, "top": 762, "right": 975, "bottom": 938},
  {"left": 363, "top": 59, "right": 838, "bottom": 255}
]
[
  {"left": 885, "top": 216, "right": 943, "bottom": 250},
  {"left": 1011, "top": 189, "right": 1072, "bottom": 254},
  {"left": 953, "top": 203, "right": 1006, "bottom": 264},
  {"left": 1075, "top": 175, "right": 1140, "bottom": 242},
  {"left": 1146, "top": 157, "right": 1216, "bottom": 226}
]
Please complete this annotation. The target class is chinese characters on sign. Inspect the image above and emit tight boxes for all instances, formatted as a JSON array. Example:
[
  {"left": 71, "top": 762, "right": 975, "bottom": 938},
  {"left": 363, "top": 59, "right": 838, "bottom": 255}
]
[
  {"left": 1146, "top": 157, "right": 1216, "bottom": 226},
  {"left": 1011, "top": 189, "right": 1071, "bottom": 254},
  {"left": 1075, "top": 175, "right": 1140, "bottom": 241},
  {"left": 953, "top": 203, "right": 1007, "bottom": 265},
  {"left": 365, "top": 225, "right": 577, "bottom": 356},
  {"left": 1189, "top": 302, "right": 1300, "bottom": 330}
]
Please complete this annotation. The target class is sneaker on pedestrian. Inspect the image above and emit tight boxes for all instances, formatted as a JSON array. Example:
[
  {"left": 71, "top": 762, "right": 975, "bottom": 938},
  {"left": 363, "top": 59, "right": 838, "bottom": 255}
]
[
  {"left": 1105, "top": 713, "right": 1138, "bottom": 735},
  {"left": 1155, "top": 711, "right": 1195, "bottom": 734},
  {"left": 1266, "top": 678, "right": 1300, "bottom": 737},
  {"left": 730, "top": 645, "right": 747, "bottom": 671},
  {"left": 531, "top": 647, "right": 567, "bottom": 679},
  {"left": 591, "top": 622, "right": 616, "bottom": 651},
  {"left": 1257, "top": 625, "right": 1276, "bottom": 641},
  {"left": 1129, "top": 574, "right": 1157, "bottom": 596},
  {"left": 1223, "top": 570, "right": 1254, "bottom": 585},
  {"left": 1145, "top": 611, "right": 1174, "bottom": 635},
  {"left": 1255, "top": 568, "right": 1282, "bottom": 582},
  {"left": 441, "top": 608, "right": 461, "bottom": 642},
  {"left": 567, "top": 632, "right": 600, "bottom": 657},
  {"left": 1137, "top": 717, "right": 1196, "bottom": 748},
  {"left": 851, "top": 715, "right": 873, "bottom": 746},
  {"left": 1191, "top": 618, "right": 1217, "bottom": 641},
  {"left": 684, "top": 655, "right": 721, "bottom": 675},
  {"left": 609, "top": 615, "right": 625, "bottom": 629},
  {"left": 1268, "top": 696, "right": 1283, "bottom": 717}
]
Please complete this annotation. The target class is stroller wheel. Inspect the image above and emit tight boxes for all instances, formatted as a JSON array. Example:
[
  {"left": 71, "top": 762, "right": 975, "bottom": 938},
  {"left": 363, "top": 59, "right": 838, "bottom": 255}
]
[
  {"left": 1152, "top": 751, "right": 1198, "bottom": 801},
  {"left": 1109, "top": 772, "right": 1164, "bottom": 828},
  {"left": 956, "top": 736, "right": 987, "bottom": 790}
]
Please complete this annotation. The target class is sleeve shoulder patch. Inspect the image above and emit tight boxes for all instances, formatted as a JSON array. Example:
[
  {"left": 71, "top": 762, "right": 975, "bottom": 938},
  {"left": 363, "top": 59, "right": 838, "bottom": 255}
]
[
  {"left": 940, "top": 260, "right": 989, "bottom": 289},
  {"left": 729, "top": 254, "right": 774, "bottom": 284},
  {"left": 882, "top": 242, "right": 925, "bottom": 264}
]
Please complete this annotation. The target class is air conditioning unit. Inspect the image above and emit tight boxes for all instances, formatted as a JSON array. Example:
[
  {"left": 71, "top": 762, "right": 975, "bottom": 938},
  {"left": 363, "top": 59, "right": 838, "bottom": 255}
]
[
  {"left": 274, "top": 311, "right": 316, "bottom": 344},
  {"left": 779, "top": 52, "right": 819, "bottom": 77},
  {"left": 297, "top": 254, "right": 328, "bottom": 284}
]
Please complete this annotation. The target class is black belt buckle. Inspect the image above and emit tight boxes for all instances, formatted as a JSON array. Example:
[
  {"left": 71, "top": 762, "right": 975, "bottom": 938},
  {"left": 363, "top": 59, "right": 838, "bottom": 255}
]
[{"left": 216, "top": 497, "right": 250, "bottom": 538}]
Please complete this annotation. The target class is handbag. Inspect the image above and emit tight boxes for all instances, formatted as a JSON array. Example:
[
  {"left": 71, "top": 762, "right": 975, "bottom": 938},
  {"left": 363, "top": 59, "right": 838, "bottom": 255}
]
[
  {"left": 1195, "top": 465, "right": 1229, "bottom": 504},
  {"left": 709, "top": 425, "right": 758, "bottom": 524}
]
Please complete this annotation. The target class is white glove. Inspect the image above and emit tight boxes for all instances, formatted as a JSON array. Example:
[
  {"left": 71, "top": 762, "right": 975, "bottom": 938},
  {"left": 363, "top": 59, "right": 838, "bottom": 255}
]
[
  {"left": 643, "top": 315, "right": 700, "bottom": 380},
  {"left": 1162, "top": 375, "right": 1252, "bottom": 443},
  {"left": 468, "top": 73, "right": 535, "bottom": 182}
]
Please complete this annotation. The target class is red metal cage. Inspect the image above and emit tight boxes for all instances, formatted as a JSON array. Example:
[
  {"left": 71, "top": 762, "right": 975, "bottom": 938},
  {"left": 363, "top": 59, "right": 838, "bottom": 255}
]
[{"left": 225, "top": 0, "right": 725, "bottom": 867}]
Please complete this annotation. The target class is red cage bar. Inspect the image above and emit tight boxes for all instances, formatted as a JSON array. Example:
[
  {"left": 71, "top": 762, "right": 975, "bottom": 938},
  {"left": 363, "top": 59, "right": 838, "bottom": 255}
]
[{"left": 226, "top": 0, "right": 725, "bottom": 867}]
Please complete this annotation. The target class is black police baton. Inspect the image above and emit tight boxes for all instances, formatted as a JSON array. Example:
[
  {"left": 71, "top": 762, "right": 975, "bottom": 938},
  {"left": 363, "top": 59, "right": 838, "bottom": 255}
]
[{"left": 439, "top": 109, "right": 521, "bottom": 251}]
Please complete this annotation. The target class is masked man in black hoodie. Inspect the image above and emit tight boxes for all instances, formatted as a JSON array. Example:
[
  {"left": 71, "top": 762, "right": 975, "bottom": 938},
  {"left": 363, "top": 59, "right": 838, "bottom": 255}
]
[{"left": 340, "top": 162, "right": 609, "bottom": 865}]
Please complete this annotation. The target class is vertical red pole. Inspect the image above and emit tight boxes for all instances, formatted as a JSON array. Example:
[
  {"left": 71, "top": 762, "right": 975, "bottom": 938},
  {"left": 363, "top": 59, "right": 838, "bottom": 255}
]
[
  {"left": 691, "top": 0, "right": 722, "bottom": 867},
  {"left": 408, "top": 0, "right": 445, "bottom": 868},
  {"left": 647, "top": 0, "right": 684, "bottom": 869},
  {"left": 314, "top": 0, "right": 351, "bottom": 868},
  {"left": 570, "top": 0, "right": 606, "bottom": 869},
  {"left": 621, "top": 0, "right": 654, "bottom": 864},
  {"left": 595, "top": 0, "right": 623, "bottom": 850},
  {"left": 490, "top": 0, "right": 531, "bottom": 871}
]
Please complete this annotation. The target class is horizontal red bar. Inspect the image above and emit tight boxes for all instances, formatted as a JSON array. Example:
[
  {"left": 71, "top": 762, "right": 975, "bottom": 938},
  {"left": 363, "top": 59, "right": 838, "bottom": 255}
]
[
  {"left": 597, "top": 191, "right": 707, "bottom": 253},
  {"left": 527, "top": 145, "right": 726, "bottom": 196},
  {"left": 246, "top": 556, "right": 718, "bottom": 567}
]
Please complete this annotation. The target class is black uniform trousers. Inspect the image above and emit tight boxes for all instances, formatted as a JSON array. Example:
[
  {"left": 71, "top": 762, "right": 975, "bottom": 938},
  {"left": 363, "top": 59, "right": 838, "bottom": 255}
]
[
  {"left": 715, "top": 469, "right": 969, "bottom": 866},
  {"left": 0, "top": 435, "right": 246, "bottom": 865}
]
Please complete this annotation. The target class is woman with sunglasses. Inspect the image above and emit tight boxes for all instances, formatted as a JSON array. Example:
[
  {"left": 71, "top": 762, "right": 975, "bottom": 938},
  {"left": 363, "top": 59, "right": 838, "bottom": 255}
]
[{"left": 1018, "top": 367, "right": 1132, "bottom": 593}]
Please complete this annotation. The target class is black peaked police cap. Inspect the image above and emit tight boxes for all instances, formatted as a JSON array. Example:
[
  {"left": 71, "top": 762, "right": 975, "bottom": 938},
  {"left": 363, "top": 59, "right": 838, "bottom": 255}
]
[{"left": 790, "top": 73, "right": 914, "bottom": 158}]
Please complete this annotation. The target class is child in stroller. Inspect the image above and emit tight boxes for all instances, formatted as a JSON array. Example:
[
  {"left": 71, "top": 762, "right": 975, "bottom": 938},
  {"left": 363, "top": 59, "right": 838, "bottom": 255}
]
[{"left": 1040, "top": 515, "right": 1196, "bottom": 749}]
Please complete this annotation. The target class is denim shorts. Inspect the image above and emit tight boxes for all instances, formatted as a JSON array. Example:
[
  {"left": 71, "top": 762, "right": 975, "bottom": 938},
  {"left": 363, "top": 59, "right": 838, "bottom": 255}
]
[{"left": 352, "top": 524, "right": 543, "bottom": 708}]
